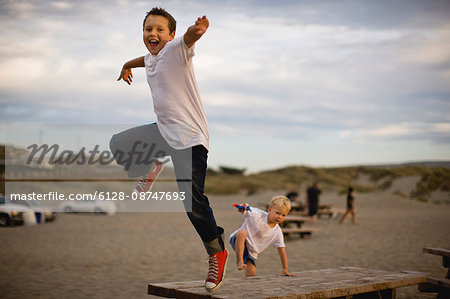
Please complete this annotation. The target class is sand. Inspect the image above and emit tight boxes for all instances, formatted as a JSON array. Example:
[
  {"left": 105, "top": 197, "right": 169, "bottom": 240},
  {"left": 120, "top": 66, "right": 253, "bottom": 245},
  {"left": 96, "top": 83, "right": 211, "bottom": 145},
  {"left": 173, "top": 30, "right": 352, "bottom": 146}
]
[{"left": 1, "top": 190, "right": 449, "bottom": 299}]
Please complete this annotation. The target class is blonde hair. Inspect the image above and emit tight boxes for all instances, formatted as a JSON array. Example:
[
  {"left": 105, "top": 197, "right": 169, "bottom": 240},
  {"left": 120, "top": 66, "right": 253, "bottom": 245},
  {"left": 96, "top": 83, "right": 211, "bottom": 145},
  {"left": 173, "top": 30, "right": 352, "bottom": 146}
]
[{"left": 269, "top": 196, "right": 291, "bottom": 212}]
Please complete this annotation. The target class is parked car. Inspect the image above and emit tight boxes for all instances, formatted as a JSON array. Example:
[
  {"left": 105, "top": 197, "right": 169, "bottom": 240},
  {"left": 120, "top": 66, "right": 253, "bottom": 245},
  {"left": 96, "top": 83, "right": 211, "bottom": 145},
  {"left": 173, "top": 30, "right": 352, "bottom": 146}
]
[
  {"left": 60, "top": 199, "right": 116, "bottom": 215},
  {"left": 13, "top": 200, "right": 56, "bottom": 222},
  {"left": 0, "top": 195, "right": 35, "bottom": 226}
]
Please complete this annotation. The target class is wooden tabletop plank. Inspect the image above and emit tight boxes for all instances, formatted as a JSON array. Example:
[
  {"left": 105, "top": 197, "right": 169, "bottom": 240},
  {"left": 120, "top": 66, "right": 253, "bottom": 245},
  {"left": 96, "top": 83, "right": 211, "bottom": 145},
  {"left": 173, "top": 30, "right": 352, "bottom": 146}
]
[
  {"left": 148, "top": 267, "right": 427, "bottom": 299},
  {"left": 148, "top": 280, "right": 205, "bottom": 298},
  {"left": 423, "top": 247, "right": 450, "bottom": 257},
  {"left": 284, "top": 215, "right": 310, "bottom": 222},
  {"left": 281, "top": 227, "right": 319, "bottom": 233}
]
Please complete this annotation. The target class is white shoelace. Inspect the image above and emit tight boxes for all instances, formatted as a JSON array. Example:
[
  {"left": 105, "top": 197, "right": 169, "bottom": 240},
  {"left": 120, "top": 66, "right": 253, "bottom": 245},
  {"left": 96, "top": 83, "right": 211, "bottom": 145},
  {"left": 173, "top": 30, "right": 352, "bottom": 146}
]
[
  {"left": 135, "top": 162, "right": 159, "bottom": 191},
  {"left": 207, "top": 255, "right": 219, "bottom": 280},
  {"left": 136, "top": 175, "right": 150, "bottom": 190}
]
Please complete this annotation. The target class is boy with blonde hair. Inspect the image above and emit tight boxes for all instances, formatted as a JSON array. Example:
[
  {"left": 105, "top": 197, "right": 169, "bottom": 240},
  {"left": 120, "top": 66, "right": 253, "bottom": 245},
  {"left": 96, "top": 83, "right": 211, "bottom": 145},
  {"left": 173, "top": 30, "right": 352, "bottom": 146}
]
[{"left": 230, "top": 196, "right": 294, "bottom": 277}]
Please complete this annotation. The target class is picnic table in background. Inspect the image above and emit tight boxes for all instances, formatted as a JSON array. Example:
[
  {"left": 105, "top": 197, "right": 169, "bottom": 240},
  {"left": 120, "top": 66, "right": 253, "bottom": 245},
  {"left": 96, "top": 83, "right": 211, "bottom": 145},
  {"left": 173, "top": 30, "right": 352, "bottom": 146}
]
[
  {"left": 281, "top": 215, "right": 317, "bottom": 239},
  {"left": 289, "top": 201, "right": 305, "bottom": 212},
  {"left": 289, "top": 202, "right": 345, "bottom": 219},
  {"left": 419, "top": 247, "right": 450, "bottom": 298}
]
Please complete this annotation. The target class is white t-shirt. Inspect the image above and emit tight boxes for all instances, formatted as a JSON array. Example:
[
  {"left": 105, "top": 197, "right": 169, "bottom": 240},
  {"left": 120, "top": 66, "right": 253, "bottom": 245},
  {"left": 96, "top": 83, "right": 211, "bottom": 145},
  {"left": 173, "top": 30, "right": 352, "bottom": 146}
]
[
  {"left": 144, "top": 36, "right": 209, "bottom": 150},
  {"left": 230, "top": 207, "right": 285, "bottom": 259}
]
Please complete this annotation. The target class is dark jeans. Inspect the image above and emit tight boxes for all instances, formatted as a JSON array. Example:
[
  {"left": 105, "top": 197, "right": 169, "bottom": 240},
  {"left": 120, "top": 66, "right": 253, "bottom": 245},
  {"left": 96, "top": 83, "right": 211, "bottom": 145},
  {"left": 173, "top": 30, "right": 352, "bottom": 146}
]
[{"left": 109, "top": 123, "right": 224, "bottom": 255}]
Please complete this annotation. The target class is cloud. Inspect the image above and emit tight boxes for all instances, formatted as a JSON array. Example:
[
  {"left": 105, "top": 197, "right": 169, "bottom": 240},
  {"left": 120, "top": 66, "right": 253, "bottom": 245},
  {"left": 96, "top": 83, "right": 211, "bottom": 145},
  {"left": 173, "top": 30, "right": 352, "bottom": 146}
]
[
  {"left": 402, "top": 26, "right": 450, "bottom": 66},
  {"left": 340, "top": 122, "right": 450, "bottom": 143},
  {"left": 229, "top": 0, "right": 450, "bottom": 30},
  {"left": 1, "top": 0, "right": 449, "bottom": 170},
  {"left": 194, "top": 10, "right": 449, "bottom": 143},
  {"left": 51, "top": 1, "right": 72, "bottom": 11}
]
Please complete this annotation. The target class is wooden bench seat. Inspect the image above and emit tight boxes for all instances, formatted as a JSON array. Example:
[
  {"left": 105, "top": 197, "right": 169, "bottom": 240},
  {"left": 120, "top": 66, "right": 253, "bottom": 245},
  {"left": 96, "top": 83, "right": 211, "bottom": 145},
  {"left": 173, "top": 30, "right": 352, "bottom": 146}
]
[
  {"left": 288, "top": 208, "right": 343, "bottom": 218},
  {"left": 419, "top": 276, "right": 450, "bottom": 295},
  {"left": 282, "top": 227, "right": 317, "bottom": 238}
]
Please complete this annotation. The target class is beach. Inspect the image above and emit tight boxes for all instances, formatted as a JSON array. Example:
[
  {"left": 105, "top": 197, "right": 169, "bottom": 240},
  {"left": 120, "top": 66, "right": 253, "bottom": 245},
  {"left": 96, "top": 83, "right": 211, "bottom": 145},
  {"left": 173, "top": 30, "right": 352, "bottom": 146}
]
[{"left": 1, "top": 189, "right": 449, "bottom": 299}]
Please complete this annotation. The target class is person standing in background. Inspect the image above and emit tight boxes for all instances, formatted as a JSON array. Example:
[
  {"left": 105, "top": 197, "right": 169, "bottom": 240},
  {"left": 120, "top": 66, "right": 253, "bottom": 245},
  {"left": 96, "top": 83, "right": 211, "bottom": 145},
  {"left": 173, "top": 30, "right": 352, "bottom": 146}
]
[{"left": 307, "top": 182, "right": 321, "bottom": 224}]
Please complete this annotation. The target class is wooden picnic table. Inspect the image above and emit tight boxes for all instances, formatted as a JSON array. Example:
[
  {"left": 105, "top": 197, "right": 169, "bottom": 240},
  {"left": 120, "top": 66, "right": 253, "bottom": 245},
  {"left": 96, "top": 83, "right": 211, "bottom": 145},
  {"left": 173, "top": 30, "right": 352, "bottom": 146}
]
[
  {"left": 419, "top": 247, "right": 450, "bottom": 297},
  {"left": 148, "top": 267, "right": 427, "bottom": 298},
  {"left": 263, "top": 202, "right": 333, "bottom": 217},
  {"left": 423, "top": 247, "right": 450, "bottom": 278},
  {"left": 281, "top": 215, "right": 314, "bottom": 238},
  {"left": 289, "top": 201, "right": 305, "bottom": 212},
  {"left": 286, "top": 203, "right": 337, "bottom": 218},
  {"left": 283, "top": 215, "right": 310, "bottom": 227},
  {"left": 262, "top": 202, "right": 306, "bottom": 213}
]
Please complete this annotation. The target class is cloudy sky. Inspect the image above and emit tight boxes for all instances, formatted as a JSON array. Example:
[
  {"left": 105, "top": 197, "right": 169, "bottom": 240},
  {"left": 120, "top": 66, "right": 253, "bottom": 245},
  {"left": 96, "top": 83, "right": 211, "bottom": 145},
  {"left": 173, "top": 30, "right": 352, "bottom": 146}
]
[{"left": 1, "top": 0, "right": 449, "bottom": 172}]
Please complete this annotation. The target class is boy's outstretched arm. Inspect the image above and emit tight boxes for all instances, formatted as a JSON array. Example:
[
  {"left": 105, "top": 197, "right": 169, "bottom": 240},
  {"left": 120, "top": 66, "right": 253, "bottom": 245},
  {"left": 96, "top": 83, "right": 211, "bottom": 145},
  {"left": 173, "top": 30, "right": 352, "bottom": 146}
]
[
  {"left": 184, "top": 16, "right": 209, "bottom": 49},
  {"left": 277, "top": 247, "right": 295, "bottom": 277},
  {"left": 117, "top": 56, "right": 145, "bottom": 85}
]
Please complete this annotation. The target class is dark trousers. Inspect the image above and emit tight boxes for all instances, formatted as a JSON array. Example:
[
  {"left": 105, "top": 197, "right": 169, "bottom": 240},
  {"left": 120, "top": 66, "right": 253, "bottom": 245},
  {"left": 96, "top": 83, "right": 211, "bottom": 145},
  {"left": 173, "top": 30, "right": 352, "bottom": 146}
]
[{"left": 109, "top": 123, "right": 224, "bottom": 255}]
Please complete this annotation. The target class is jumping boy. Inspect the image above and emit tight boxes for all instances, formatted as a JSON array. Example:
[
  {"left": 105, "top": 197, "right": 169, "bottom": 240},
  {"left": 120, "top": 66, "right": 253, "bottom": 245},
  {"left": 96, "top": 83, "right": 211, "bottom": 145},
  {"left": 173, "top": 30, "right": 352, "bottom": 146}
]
[
  {"left": 230, "top": 196, "right": 295, "bottom": 277},
  {"left": 111, "top": 8, "right": 227, "bottom": 292}
]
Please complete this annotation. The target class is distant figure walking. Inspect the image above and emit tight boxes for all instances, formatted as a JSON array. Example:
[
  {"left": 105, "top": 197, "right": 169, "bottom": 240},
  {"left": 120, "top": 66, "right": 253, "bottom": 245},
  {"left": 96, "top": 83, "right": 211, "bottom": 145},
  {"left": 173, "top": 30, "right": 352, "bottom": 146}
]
[
  {"left": 339, "top": 187, "right": 356, "bottom": 225},
  {"left": 307, "top": 182, "right": 321, "bottom": 224}
]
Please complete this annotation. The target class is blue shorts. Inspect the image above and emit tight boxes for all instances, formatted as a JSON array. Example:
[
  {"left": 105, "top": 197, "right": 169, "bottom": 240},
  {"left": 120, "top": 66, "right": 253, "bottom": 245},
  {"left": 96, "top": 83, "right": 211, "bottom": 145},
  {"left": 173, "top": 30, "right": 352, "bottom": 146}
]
[{"left": 229, "top": 234, "right": 257, "bottom": 266}]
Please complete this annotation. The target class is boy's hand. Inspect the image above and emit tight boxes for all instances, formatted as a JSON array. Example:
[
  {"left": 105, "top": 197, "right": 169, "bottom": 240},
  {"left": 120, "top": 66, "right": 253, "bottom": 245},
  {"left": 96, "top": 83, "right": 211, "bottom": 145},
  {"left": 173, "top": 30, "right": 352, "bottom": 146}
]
[
  {"left": 116, "top": 57, "right": 144, "bottom": 84},
  {"left": 194, "top": 16, "right": 209, "bottom": 35},
  {"left": 184, "top": 16, "right": 209, "bottom": 49},
  {"left": 117, "top": 68, "right": 133, "bottom": 85},
  {"left": 281, "top": 269, "right": 295, "bottom": 277}
]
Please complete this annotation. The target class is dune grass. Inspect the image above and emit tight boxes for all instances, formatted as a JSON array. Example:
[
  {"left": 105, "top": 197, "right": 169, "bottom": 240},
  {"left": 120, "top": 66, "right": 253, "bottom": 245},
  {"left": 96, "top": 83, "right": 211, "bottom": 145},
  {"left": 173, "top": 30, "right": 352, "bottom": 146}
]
[{"left": 205, "top": 165, "right": 450, "bottom": 198}]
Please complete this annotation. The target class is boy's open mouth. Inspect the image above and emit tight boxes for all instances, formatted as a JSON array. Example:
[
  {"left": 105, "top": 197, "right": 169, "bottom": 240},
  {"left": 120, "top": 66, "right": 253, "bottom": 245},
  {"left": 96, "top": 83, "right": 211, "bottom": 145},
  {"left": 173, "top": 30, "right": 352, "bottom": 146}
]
[{"left": 149, "top": 40, "right": 159, "bottom": 49}]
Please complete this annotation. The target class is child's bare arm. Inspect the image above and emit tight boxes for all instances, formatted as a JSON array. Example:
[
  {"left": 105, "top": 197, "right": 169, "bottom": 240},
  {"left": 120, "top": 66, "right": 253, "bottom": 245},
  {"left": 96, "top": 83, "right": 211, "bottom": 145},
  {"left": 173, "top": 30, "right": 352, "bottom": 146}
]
[
  {"left": 277, "top": 247, "right": 295, "bottom": 277},
  {"left": 117, "top": 56, "right": 145, "bottom": 85},
  {"left": 184, "top": 16, "right": 209, "bottom": 49}
]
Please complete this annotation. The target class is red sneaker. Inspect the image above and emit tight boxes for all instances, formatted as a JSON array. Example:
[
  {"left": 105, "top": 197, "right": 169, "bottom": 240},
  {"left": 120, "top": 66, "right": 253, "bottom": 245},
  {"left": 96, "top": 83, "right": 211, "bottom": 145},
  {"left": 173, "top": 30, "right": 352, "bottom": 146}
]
[
  {"left": 133, "top": 160, "right": 164, "bottom": 193},
  {"left": 205, "top": 249, "right": 228, "bottom": 292}
]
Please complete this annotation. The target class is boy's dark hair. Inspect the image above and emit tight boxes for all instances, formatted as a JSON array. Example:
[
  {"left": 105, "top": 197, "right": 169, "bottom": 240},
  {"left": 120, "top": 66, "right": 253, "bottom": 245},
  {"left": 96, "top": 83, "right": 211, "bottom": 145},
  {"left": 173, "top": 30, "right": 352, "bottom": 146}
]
[{"left": 143, "top": 7, "right": 176, "bottom": 34}]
